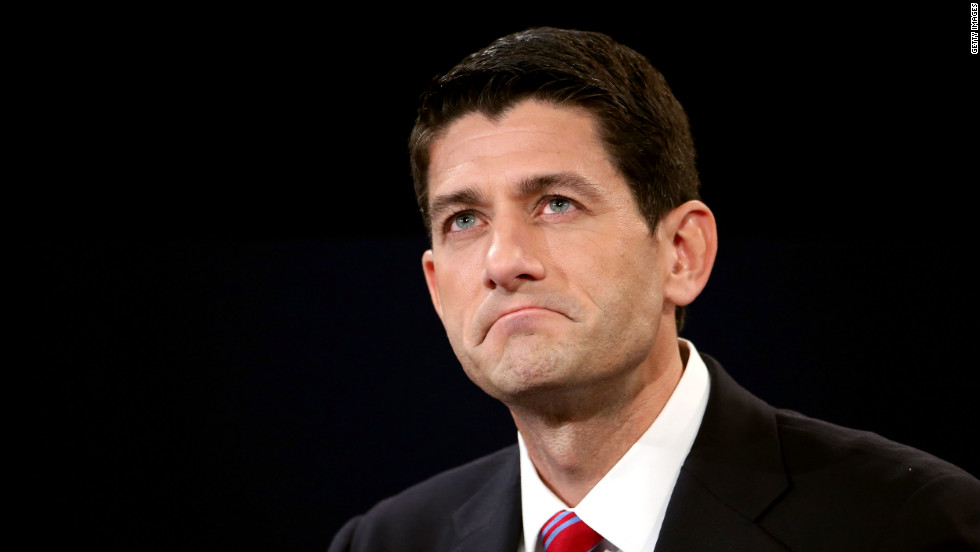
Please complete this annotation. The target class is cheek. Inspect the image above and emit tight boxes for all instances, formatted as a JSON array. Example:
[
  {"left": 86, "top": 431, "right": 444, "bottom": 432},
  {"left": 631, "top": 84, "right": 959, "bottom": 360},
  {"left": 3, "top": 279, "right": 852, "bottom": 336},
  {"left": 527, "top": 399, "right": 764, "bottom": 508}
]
[
  {"left": 433, "top": 257, "right": 483, "bottom": 328},
  {"left": 583, "top": 240, "right": 665, "bottom": 321}
]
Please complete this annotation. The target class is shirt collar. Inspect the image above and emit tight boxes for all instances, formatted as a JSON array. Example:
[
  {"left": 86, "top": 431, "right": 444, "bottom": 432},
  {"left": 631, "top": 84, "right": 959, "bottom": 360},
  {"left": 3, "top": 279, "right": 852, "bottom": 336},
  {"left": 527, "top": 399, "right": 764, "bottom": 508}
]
[{"left": 519, "top": 339, "right": 710, "bottom": 552}]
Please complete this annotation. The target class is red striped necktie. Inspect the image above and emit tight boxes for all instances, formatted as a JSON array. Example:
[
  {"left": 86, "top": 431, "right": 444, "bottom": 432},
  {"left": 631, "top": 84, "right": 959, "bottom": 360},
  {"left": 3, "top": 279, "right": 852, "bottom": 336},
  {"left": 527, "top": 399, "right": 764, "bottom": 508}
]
[{"left": 540, "top": 509, "right": 604, "bottom": 552}]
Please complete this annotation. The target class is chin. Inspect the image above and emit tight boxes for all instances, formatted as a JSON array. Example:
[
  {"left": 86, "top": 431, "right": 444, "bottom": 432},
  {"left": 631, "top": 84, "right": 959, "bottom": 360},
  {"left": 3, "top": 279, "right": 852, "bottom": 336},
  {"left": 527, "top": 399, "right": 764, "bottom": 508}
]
[{"left": 473, "top": 350, "right": 577, "bottom": 401}]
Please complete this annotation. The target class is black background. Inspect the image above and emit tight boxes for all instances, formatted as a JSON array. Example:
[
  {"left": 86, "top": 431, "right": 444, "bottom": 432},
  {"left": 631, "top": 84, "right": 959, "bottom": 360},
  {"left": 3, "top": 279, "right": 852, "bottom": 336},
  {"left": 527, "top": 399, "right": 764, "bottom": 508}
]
[{"left": 24, "top": 5, "right": 978, "bottom": 551}]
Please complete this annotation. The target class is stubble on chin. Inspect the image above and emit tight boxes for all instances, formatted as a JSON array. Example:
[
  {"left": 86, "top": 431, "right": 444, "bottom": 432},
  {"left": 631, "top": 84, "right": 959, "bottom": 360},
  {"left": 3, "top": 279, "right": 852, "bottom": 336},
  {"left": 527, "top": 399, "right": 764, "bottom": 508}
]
[{"left": 462, "top": 335, "right": 574, "bottom": 401}]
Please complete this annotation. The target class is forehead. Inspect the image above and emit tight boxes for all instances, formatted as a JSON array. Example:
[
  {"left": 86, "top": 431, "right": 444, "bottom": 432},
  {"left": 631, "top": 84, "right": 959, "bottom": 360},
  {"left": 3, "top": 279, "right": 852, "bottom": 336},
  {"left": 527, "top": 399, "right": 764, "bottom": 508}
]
[{"left": 427, "top": 100, "right": 619, "bottom": 199}]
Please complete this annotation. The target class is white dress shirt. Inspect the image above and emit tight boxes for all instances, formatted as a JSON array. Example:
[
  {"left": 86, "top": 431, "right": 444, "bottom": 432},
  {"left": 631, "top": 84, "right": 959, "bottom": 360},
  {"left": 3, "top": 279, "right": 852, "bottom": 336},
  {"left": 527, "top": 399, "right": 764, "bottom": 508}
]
[{"left": 517, "top": 339, "right": 711, "bottom": 552}]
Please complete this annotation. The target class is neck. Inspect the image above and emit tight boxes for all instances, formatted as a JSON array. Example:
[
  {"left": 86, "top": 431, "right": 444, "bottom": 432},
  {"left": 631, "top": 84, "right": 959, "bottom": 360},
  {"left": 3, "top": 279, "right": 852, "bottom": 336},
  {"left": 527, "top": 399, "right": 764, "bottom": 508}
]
[{"left": 510, "top": 339, "right": 687, "bottom": 506}]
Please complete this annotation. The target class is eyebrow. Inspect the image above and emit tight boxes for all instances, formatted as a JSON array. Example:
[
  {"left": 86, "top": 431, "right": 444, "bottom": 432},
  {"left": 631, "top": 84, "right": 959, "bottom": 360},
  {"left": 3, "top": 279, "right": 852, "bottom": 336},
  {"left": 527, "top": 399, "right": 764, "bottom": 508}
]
[
  {"left": 428, "top": 171, "right": 603, "bottom": 222},
  {"left": 516, "top": 172, "right": 603, "bottom": 202},
  {"left": 429, "top": 187, "right": 485, "bottom": 224}
]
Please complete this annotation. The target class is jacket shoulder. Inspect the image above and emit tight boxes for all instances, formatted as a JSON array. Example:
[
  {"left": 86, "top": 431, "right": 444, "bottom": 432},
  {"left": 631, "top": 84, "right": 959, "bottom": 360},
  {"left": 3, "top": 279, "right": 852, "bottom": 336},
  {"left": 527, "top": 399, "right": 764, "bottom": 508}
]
[
  {"left": 367, "top": 444, "right": 518, "bottom": 518},
  {"left": 696, "top": 354, "right": 978, "bottom": 550},
  {"left": 774, "top": 408, "right": 972, "bottom": 480},
  {"left": 767, "top": 408, "right": 980, "bottom": 550},
  {"left": 329, "top": 445, "right": 520, "bottom": 552}
]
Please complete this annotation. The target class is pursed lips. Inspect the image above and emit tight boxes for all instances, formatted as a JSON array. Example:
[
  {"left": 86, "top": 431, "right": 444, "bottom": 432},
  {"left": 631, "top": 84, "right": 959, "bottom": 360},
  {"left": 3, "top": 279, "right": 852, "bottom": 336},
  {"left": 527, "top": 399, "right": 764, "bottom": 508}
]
[{"left": 476, "top": 302, "right": 572, "bottom": 344}]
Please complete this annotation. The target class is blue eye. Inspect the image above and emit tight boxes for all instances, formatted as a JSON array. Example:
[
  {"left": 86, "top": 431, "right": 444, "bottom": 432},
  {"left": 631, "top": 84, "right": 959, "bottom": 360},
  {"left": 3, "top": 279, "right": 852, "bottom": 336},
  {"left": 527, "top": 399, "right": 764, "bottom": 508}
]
[
  {"left": 452, "top": 213, "right": 478, "bottom": 231},
  {"left": 547, "top": 198, "right": 572, "bottom": 213}
]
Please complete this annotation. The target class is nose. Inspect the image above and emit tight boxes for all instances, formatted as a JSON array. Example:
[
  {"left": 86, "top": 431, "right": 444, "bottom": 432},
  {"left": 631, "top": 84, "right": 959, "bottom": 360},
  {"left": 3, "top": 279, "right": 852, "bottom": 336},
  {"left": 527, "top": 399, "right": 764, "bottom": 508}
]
[{"left": 483, "top": 216, "right": 546, "bottom": 291}]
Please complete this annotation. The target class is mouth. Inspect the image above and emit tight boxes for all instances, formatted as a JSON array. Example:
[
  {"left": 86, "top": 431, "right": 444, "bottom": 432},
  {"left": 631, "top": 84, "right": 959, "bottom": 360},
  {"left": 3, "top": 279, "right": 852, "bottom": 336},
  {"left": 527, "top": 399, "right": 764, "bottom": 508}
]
[
  {"left": 478, "top": 303, "right": 570, "bottom": 344},
  {"left": 496, "top": 306, "right": 551, "bottom": 323}
]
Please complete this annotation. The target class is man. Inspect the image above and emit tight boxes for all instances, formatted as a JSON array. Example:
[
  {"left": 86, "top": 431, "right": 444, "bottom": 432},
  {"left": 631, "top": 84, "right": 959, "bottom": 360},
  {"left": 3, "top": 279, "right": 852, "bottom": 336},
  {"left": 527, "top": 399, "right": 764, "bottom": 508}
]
[{"left": 329, "top": 27, "right": 979, "bottom": 551}]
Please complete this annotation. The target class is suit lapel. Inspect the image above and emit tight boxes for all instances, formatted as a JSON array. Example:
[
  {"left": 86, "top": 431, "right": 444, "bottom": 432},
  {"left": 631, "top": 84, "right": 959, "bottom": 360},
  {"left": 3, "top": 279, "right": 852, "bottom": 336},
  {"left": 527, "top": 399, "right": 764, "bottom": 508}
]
[
  {"left": 449, "top": 446, "right": 523, "bottom": 552},
  {"left": 655, "top": 355, "right": 790, "bottom": 552}
]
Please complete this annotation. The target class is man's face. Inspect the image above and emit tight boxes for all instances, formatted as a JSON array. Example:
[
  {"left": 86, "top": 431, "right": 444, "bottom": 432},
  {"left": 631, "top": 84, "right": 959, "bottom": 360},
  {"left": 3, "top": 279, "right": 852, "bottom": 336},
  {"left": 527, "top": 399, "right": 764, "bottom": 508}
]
[{"left": 422, "top": 100, "right": 676, "bottom": 406}]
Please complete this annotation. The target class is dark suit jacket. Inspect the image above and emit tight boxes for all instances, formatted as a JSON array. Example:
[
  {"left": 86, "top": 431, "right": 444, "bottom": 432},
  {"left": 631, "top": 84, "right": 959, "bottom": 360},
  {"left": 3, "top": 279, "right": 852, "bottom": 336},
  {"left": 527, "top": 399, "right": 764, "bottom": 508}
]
[{"left": 329, "top": 355, "right": 980, "bottom": 551}]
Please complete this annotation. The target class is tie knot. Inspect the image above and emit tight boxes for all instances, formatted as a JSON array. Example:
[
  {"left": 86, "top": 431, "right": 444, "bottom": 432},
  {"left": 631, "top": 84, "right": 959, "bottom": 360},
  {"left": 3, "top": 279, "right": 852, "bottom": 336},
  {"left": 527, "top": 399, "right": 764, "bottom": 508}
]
[{"left": 539, "top": 509, "right": 603, "bottom": 552}]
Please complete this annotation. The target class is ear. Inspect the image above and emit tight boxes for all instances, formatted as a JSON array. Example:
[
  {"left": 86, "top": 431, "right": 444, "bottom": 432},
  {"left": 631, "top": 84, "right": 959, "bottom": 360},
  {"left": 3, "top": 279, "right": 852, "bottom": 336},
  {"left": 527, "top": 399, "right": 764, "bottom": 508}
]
[
  {"left": 661, "top": 200, "right": 718, "bottom": 308},
  {"left": 421, "top": 249, "right": 444, "bottom": 321}
]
